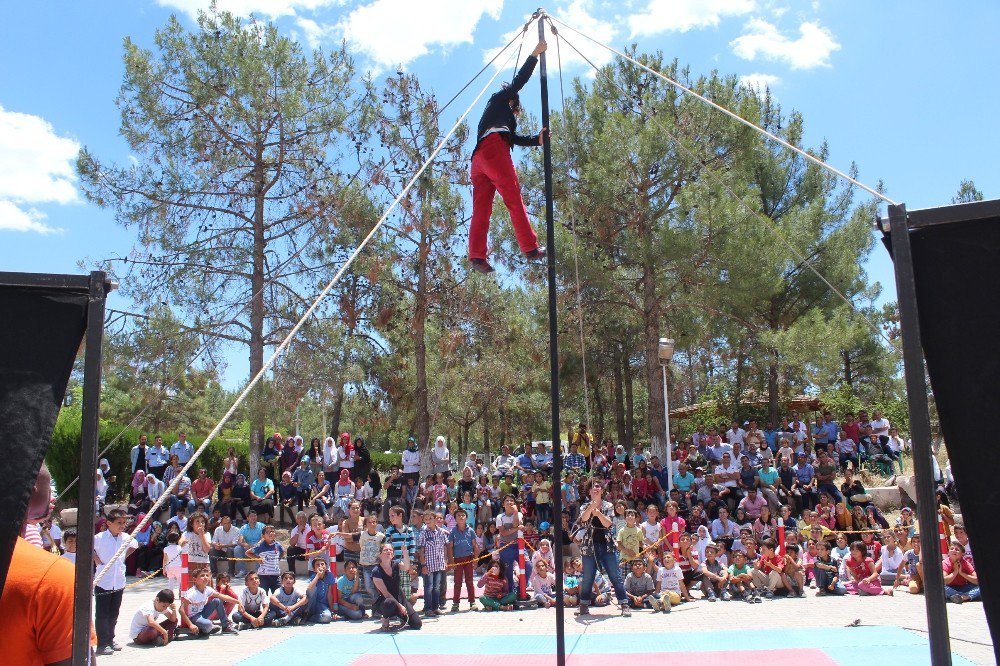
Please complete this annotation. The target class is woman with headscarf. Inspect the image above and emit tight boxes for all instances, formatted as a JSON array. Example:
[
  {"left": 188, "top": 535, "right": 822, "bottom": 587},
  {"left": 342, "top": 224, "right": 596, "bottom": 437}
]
[
  {"left": 130, "top": 470, "right": 149, "bottom": 513},
  {"left": 337, "top": 432, "right": 356, "bottom": 477},
  {"left": 322, "top": 436, "right": 339, "bottom": 478},
  {"left": 308, "top": 438, "right": 323, "bottom": 476},
  {"left": 135, "top": 520, "right": 166, "bottom": 577},
  {"left": 402, "top": 436, "right": 421, "bottom": 485},
  {"left": 215, "top": 472, "right": 236, "bottom": 518},
  {"left": 353, "top": 436, "right": 372, "bottom": 483},
  {"left": 333, "top": 469, "right": 357, "bottom": 521},
  {"left": 694, "top": 525, "right": 714, "bottom": 563},
  {"left": 262, "top": 436, "right": 280, "bottom": 482},
  {"left": 95, "top": 469, "right": 109, "bottom": 513},
  {"left": 431, "top": 436, "right": 451, "bottom": 478},
  {"left": 231, "top": 473, "right": 251, "bottom": 522},
  {"left": 281, "top": 436, "right": 300, "bottom": 477}
]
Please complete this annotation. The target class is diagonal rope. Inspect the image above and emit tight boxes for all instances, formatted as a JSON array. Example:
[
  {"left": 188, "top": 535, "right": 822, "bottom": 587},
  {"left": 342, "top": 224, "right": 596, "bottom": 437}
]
[
  {"left": 554, "top": 29, "right": 591, "bottom": 432},
  {"left": 546, "top": 13, "right": 898, "bottom": 207},
  {"left": 93, "top": 38, "right": 524, "bottom": 585},
  {"left": 549, "top": 22, "right": 893, "bottom": 348},
  {"left": 58, "top": 26, "right": 537, "bottom": 503}
]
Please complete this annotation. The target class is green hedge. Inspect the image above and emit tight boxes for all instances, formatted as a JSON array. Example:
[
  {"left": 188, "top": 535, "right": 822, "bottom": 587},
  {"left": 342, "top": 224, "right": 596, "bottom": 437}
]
[
  {"left": 47, "top": 411, "right": 243, "bottom": 504},
  {"left": 370, "top": 451, "right": 402, "bottom": 472}
]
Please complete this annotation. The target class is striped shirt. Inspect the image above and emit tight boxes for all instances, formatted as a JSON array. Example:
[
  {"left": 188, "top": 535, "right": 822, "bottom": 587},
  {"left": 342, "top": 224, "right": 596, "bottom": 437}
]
[{"left": 386, "top": 525, "right": 416, "bottom": 562}]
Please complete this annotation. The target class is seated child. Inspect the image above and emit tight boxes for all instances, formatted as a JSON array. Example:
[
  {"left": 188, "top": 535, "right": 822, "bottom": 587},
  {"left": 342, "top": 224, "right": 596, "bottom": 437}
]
[
  {"left": 61, "top": 529, "right": 77, "bottom": 564},
  {"left": 270, "top": 572, "right": 309, "bottom": 624},
  {"left": 530, "top": 560, "right": 557, "bottom": 608},
  {"left": 233, "top": 572, "right": 289, "bottom": 629},
  {"left": 478, "top": 560, "right": 517, "bottom": 611},
  {"left": 130, "top": 588, "right": 178, "bottom": 646},
  {"left": 752, "top": 538, "right": 794, "bottom": 599},
  {"left": 843, "top": 540, "right": 890, "bottom": 596},
  {"left": 728, "top": 550, "right": 759, "bottom": 603},
  {"left": 336, "top": 560, "right": 367, "bottom": 620},
  {"left": 655, "top": 552, "right": 690, "bottom": 610},
  {"left": 700, "top": 543, "right": 730, "bottom": 601},
  {"left": 180, "top": 568, "right": 240, "bottom": 636},
  {"left": 783, "top": 544, "right": 806, "bottom": 597},
  {"left": 624, "top": 559, "right": 657, "bottom": 610},
  {"left": 563, "top": 559, "right": 581, "bottom": 608},
  {"left": 814, "top": 540, "right": 846, "bottom": 595},
  {"left": 306, "top": 557, "right": 337, "bottom": 623}
]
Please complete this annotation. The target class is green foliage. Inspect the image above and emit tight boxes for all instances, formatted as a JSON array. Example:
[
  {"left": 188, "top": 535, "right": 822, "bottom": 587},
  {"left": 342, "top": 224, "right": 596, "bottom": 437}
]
[
  {"left": 369, "top": 451, "right": 402, "bottom": 472},
  {"left": 48, "top": 409, "right": 243, "bottom": 504}
]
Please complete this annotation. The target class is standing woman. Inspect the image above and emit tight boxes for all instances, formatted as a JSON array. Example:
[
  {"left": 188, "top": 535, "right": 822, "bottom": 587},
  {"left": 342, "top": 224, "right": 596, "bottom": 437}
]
[
  {"left": 353, "top": 436, "right": 372, "bottom": 484},
  {"left": 223, "top": 446, "right": 239, "bottom": 477},
  {"left": 467, "top": 40, "right": 549, "bottom": 273},
  {"left": 308, "top": 439, "right": 323, "bottom": 477},
  {"left": 575, "top": 480, "right": 630, "bottom": 616},
  {"left": 431, "top": 436, "right": 451, "bottom": 479},
  {"left": 401, "top": 437, "right": 421, "bottom": 485},
  {"left": 262, "top": 437, "right": 280, "bottom": 483},
  {"left": 338, "top": 433, "right": 356, "bottom": 479},
  {"left": 322, "top": 436, "right": 339, "bottom": 478}
]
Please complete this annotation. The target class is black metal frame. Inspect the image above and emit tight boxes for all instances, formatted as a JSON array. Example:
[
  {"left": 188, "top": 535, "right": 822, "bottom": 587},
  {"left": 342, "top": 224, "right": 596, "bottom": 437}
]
[
  {"left": 538, "top": 13, "right": 567, "bottom": 666},
  {"left": 886, "top": 205, "right": 951, "bottom": 665}
]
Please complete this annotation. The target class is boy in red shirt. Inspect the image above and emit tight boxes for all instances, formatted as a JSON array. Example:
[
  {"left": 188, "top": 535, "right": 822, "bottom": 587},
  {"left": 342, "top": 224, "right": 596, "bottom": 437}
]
[{"left": 943, "top": 541, "right": 981, "bottom": 603}]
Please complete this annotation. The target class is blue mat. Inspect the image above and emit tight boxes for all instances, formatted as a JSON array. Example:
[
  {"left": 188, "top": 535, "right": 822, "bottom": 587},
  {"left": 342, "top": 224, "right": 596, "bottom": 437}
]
[{"left": 238, "top": 626, "right": 976, "bottom": 666}]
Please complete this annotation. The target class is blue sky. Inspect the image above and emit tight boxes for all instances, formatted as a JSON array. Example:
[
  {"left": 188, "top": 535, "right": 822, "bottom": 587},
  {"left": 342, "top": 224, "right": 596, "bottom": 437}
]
[{"left": 2, "top": 0, "right": 996, "bottom": 388}]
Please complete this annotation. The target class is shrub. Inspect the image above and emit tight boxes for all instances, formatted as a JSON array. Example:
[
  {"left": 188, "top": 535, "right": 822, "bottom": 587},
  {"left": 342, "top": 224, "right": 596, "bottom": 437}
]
[
  {"left": 47, "top": 410, "right": 243, "bottom": 505},
  {"left": 370, "top": 451, "right": 402, "bottom": 472}
]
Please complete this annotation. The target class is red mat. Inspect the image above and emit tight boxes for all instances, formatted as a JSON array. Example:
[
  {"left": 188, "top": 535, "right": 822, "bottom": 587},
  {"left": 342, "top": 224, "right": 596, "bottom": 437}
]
[{"left": 352, "top": 648, "right": 837, "bottom": 665}]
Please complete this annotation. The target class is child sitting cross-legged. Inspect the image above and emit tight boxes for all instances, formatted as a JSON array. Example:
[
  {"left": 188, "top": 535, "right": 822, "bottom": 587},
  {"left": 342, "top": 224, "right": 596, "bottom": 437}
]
[
  {"left": 180, "top": 568, "right": 240, "bottom": 636},
  {"left": 233, "top": 572, "right": 289, "bottom": 629},
  {"left": 478, "top": 560, "right": 518, "bottom": 611},
  {"left": 336, "top": 560, "right": 368, "bottom": 620},
  {"left": 130, "top": 588, "right": 179, "bottom": 646},
  {"left": 728, "top": 550, "right": 759, "bottom": 603},
  {"left": 530, "top": 559, "right": 557, "bottom": 608},
  {"left": 624, "top": 559, "right": 657, "bottom": 610},
  {"left": 814, "top": 540, "right": 846, "bottom": 595},
  {"left": 562, "top": 558, "right": 581, "bottom": 607},
  {"left": 270, "top": 572, "right": 309, "bottom": 625}
]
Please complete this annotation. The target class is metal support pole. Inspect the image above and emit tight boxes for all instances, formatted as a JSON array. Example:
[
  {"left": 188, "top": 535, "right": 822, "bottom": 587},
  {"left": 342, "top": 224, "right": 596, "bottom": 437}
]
[
  {"left": 73, "top": 271, "right": 109, "bottom": 666},
  {"left": 538, "top": 13, "right": 566, "bottom": 666},
  {"left": 662, "top": 364, "right": 672, "bottom": 494},
  {"left": 887, "top": 204, "right": 951, "bottom": 666}
]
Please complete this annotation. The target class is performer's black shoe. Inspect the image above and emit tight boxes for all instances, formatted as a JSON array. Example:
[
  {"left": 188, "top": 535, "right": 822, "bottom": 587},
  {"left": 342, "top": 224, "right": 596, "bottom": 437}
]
[
  {"left": 525, "top": 246, "right": 547, "bottom": 261},
  {"left": 470, "top": 258, "right": 495, "bottom": 273}
]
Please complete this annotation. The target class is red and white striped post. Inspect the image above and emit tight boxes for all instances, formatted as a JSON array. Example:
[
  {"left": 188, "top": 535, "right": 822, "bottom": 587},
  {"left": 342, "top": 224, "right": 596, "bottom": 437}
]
[
  {"left": 937, "top": 513, "right": 949, "bottom": 555},
  {"left": 517, "top": 535, "right": 528, "bottom": 600},
  {"left": 328, "top": 532, "right": 340, "bottom": 612},
  {"left": 671, "top": 522, "right": 680, "bottom": 559},
  {"left": 179, "top": 552, "right": 189, "bottom": 597},
  {"left": 777, "top": 518, "right": 786, "bottom": 558}
]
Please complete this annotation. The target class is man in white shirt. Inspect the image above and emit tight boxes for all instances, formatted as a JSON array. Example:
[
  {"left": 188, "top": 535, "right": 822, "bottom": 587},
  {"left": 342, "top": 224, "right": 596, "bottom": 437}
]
[
  {"left": 401, "top": 436, "right": 421, "bottom": 483},
  {"left": 726, "top": 421, "right": 746, "bottom": 447},
  {"left": 714, "top": 453, "right": 740, "bottom": 512},
  {"left": 492, "top": 445, "right": 515, "bottom": 477},
  {"left": 131, "top": 434, "right": 149, "bottom": 474},
  {"left": 870, "top": 411, "right": 891, "bottom": 440},
  {"left": 170, "top": 431, "right": 194, "bottom": 465},
  {"left": 209, "top": 515, "right": 240, "bottom": 574},
  {"left": 93, "top": 508, "right": 139, "bottom": 655}
]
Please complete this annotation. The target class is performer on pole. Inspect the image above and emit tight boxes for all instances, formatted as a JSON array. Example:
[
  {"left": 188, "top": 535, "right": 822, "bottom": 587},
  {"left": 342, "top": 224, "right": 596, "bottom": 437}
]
[{"left": 468, "top": 40, "right": 549, "bottom": 273}]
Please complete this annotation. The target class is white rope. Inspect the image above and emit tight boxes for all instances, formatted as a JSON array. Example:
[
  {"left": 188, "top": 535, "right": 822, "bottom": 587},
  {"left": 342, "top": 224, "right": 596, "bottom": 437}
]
[
  {"left": 92, "top": 41, "right": 521, "bottom": 585},
  {"left": 546, "top": 14, "right": 898, "bottom": 207},
  {"left": 550, "top": 26, "right": 893, "bottom": 349}
]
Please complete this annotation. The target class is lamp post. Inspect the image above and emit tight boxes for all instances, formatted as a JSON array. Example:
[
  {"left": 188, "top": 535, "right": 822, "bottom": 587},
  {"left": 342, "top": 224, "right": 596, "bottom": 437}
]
[{"left": 658, "top": 337, "right": 675, "bottom": 494}]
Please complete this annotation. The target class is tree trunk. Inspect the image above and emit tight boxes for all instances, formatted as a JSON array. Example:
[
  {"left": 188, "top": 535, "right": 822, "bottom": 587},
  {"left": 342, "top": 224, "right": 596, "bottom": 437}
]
[
  {"left": 842, "top": 350, "right": 854, "bottom": 387},
  {"left": 767, "top": 357, "right": 780, "bottom": 425},
  {"left": 414, "top": 224, "right": 431, "bottom": 478},
  {"left": 624, "top": 350, "right": 635, "bottom": 449},
  {"left": 330, "top": 386, "right": 344, "bottom": 438},
  {"left": 249, "top": 166, "right": 266, "bottom": 478},
  {"left": 482, "top": 402, "right": 490, "bottom": 459},
  {"left": 593, "top": 372, "right": 605, "bottom": 446},
  {"left": 734, "top": 340, "right": 747, "bottom": 414},
  {"left": 613, "top": 343, "right": 626, "bottom": 447}
]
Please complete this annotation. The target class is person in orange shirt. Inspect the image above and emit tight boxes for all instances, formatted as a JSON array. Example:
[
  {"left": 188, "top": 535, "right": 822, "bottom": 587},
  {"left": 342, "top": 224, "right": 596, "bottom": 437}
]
[{"left": 0, "top": 462, "right": 95, "bottom": 664}]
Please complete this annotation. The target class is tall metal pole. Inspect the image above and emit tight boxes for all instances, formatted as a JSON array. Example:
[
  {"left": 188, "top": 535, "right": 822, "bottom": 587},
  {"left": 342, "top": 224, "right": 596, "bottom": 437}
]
[
  {"left": 538, "top": 12, "right": 566, "bottom": 666},
  {"left": 887, "top": 204, "right": 951, "bottom": 665},
  {"left": 662, "top": 364, "right": 672, "bottom": 494},
  {"left": 73, "top": 271, "right": 109, "bottom": 666}
]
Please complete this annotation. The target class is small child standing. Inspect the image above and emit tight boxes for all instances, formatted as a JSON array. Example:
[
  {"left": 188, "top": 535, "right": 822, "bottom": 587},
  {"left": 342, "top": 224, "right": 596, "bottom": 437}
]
[
  {"left": 130, "top": 589, "right": 179, "bottom": 646},
  {"left": 163, "top": 532, "right": 183, "bottom": 595},
  {"left": 616, "top": 509, "right": 644, "bottom": 564},
  {"left": 251, "top": 525, "right": 286, "bottom": 593}
]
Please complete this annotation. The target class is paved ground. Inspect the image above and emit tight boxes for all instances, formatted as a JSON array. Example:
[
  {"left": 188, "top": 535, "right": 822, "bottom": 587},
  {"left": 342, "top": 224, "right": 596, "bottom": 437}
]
[{"left": 106, "top": 575, "right": 994, "bottom": 665}]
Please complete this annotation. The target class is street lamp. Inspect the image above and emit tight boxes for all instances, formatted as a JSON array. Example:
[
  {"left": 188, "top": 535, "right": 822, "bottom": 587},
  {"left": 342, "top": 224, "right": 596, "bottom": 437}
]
[{"left": 658, "top": 337, "right": 675, "bottom": 494}]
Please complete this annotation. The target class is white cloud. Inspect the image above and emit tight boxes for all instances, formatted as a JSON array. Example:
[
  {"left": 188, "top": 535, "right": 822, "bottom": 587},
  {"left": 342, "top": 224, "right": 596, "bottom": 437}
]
[
  {"left": 156, "top": 0, "right": 343, "bottom": 20},
  {"left": 739, "top": 72, "right": 780, "bottom": 91},
  {"left": 730, "top": 18, "right": 840, "bottom": 69},
  {"left": 0, "top": 201, "right": 62, "bottom": 234},
  {"left": 295, "top": 16, "right": 337, "bottom": 49},
  {"left": 486, "top": 1, "right": 616, "bottom": 76},
  {"left": 628, "top": 0, "right": 755, "bottom": 38},
  {"left": 0, "top": 105, "right": 78, "bottom": 234},
  {"left": 339, "top": 0, "right": 503, "bottom": 69}
]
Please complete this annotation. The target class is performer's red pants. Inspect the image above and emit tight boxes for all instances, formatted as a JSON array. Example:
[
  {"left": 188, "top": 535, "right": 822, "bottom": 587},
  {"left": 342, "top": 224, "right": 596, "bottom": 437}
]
[{"left": 469, "top": 133, "right": 539, "bottom": 260}]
